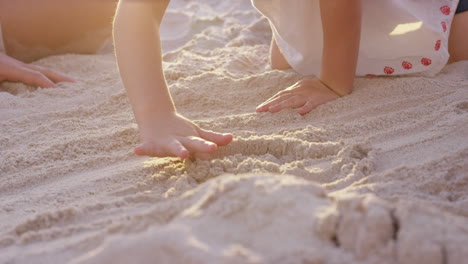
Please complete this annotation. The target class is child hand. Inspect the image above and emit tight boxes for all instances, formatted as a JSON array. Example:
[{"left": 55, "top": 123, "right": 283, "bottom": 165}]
[
  {"left": 135, "top": 113, "right": 233, "bottom": 159},
  {"left": 256, "top": 78, "right": 340, "bottom": 115},
  {"left": 0, "top": 52, "right": 75, "bottom": 88}
]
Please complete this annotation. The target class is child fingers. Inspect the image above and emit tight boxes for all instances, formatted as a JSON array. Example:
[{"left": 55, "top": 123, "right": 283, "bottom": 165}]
[
  {"left": 24, "top": 64, "right": 75, "bottom": 83},
  {"left": 134, "top": 135, "right": 222, "bottom": 158},
  {"left": 178, "top": 136, "right": 218, "bottom": 154},
  {"left": 166, "top": 140, "right": 190, "bottom": 159},
  {"left": 268, "top": 96, "right": 305, "bottom": 113},
  {"left": 297, "top": 100, "right": 318, "bottom": 115},
  {"left": 267, "top": 91, "right": 293, "bottom": 102},
  {"left": 134, "top": 142, "right": 159, "bottom": 156},
  {"left": 269, "top": 90, "right": 292, "bottom": 101},
  {"left": 256, "top": 99, "right": 274, "bottom": 112},
  {"left": 256, "top": 93, "right": 293, "bottom": 112},
  {"left": 134, "top": 140, "right": 189, "bottom": 158},
  {"left": 256, "top": 104, "right": 269, "bottom": 112},
  {"left": 197, "top": 128, "right": 233, "bottom": 147},
  {"left": 12, "top": 66, "right": 58, "bottom": 88}
]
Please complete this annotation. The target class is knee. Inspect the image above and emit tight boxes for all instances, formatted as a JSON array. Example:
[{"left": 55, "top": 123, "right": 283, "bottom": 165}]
[
  {"left": 270, "top": 38, "right": 292, "bottom": 70},
  {"left": 448, "top": 12, "right": 468, "bottom": 62}
]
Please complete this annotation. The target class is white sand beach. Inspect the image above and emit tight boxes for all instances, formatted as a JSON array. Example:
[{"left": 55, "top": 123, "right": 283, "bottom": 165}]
[{"left": 1, "top": 0, "right": 468, "bottom": 263}]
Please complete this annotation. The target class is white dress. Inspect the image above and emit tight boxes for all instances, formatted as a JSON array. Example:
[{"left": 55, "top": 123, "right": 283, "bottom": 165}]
[{"left": 252, "top": 0, "right": 460, "bottom": 77}]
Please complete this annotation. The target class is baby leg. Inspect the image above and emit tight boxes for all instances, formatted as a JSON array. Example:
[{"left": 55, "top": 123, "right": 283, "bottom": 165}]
[
  {"left": 449, "top": 11, "right": 468, "bottom": 62},
  {"left": 269, "top": 37, "right": 292, "bottom": 70}
]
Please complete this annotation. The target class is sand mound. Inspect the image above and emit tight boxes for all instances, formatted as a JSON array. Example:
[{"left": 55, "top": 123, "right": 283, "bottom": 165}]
[{"left": 1, "top": 0, "right": 467, "bottom": 263}]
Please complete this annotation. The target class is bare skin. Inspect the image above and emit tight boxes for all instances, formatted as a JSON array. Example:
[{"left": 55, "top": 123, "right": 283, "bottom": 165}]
[
  {"left": 259, "top": 7, "right": 468, "bottom": 115},
  {"left": 0, "top": 52, "right": 74, "bottom": 88},
  {"left": 256, "top": 0, "right": 361, "bottom": 114},
  {"left": 113, "top": 0, "right": 362, "bottom": 158},
  {"left": 115, "top": 0, "right": 467, "bottom": 158},
  {"left": 449, "top": 11, "right": 468, "bottom": 63},
  {"left": 0, "top": 0, "right": 117, "bottom": 89},
  {"left": 114, "top": 0, "right": 233, "bottom": 159},
  {"left": 256, "top": 78, "right": 340, "bottom": 115}
]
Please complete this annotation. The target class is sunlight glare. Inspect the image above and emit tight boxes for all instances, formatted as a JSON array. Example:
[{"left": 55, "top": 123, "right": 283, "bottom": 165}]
[{"left": 389, "top": 21, "right": 423, "bottom": 36}]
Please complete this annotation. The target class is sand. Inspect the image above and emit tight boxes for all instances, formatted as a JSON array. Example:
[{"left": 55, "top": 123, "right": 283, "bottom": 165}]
[{"left": 1, "top": 0, "right": 468, "bottom": 263}]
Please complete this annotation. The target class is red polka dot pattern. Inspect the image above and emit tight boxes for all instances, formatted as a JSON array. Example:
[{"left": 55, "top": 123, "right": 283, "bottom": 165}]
[
  {"left": 421, "top": 58, "right": 432, "bottom": 66},
  {"left": 441, "top": 21, "right": 447, "bottom": 32},
  {"left": 384, "top": 67, "right": 395, "bottom": 75},
  {"left": 361, "top": 3, "right": 453, "bottom": 76},
  {"left": 435, "top": 40, "right": 441, "bottom": 51},
  {"left": 440, "top": 5, "right": 451, "bottom": 15},
  {"left": 402, "top": 61, "right": 413, "bottom": 70}
]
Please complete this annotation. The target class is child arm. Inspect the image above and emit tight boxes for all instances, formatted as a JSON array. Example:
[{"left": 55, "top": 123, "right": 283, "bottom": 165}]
[
  {"left": 319, "top": 0, "right": 361, "bottom": 96},
  {"left": 113, "top": 0, "right": 175, "bottom": 120},
  {"left": 113, "top": 0, "right": 232, "bottom": 158},
  {"left": 257, "top": 0, "right": 362, "bottom": 114}
]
